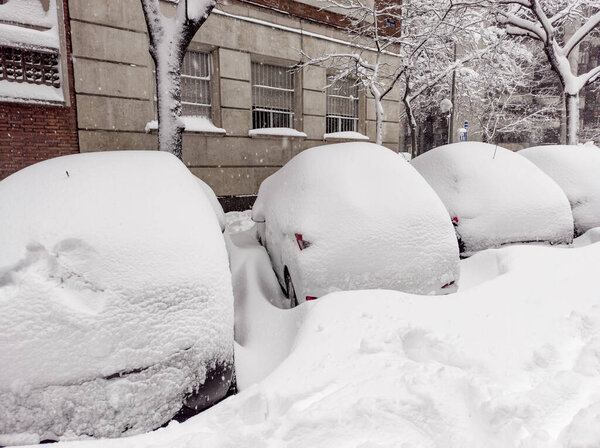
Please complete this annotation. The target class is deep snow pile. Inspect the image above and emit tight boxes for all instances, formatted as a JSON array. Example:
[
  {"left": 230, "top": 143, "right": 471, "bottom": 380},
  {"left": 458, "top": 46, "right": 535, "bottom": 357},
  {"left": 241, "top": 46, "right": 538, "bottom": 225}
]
[
  {"left": 412, "top": 142, "right": 574, "bottom": 255},
  {"left": 253, "top": 142, "right": 459, "bottom": 298},
  {"left": 0, "top": 151, "right": 233, "bottom": 445},
  {"left": 520, "top": 144, "right": 600, "bottom": 236},
  {"left": 37, "top": 225, "right": 600, "bottom": 448}
]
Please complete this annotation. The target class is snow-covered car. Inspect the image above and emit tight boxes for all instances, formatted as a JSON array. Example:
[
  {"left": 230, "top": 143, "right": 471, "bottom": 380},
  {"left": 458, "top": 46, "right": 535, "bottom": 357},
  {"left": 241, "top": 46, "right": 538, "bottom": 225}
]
[
  {"left": 411, "top": 142, "right": 574, "bottom": 255},
  {"left": 252, "top": 142, "right": 460, "bottom": 307},
  {"left": 0, "top": 151, "right": 234, "bottom": 445},
  {"left": 197, "top": 177, "right": 226, "bottom": 232},
  {"left": 519, "top": 144, "right": 600, "bottom": 236}
]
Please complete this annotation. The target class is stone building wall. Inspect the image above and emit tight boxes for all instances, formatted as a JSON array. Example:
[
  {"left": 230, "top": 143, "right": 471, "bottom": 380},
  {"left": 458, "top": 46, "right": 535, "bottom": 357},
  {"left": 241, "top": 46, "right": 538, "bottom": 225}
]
[{"left": 69, "top": 0, "right": 403, "bottom": 196}]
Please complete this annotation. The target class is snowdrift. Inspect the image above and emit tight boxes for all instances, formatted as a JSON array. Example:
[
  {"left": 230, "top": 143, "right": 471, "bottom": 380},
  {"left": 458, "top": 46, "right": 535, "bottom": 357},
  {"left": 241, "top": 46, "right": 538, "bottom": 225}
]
[
  {"left": 0, "top": 151, "right": 234, "bottom": 445},
  {"left": 412, "top": 142, "right": 574, "bottom": 254},
  {"left": 253, "top": 142, "right": 460, "bottom": 299},
  {"left": 520, "top": 144, "right": 600, "bottom": 236},
  {"left": 40, "top": 231, "right": 600, "bottom": 448}
]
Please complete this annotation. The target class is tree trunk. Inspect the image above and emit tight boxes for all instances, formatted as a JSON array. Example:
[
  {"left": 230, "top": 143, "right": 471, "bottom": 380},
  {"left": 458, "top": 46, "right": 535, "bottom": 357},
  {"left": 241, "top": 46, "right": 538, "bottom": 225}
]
[
  {"left": 153, "top": 48, "right": 185, "bottom": 160},
  {"left": 403, "top": 98, "right": 418, "bottom": 158},
  {"left": 375, "top": 97, "right": 384, "bottom": 146},
  {"left": 565, "top": 92, "right": 579, "bottom": 146}
]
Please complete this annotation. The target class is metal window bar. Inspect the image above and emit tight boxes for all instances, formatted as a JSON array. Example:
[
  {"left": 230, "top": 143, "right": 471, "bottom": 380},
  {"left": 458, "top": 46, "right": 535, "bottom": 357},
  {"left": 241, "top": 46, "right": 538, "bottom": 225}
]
[
  {"left": 181, "top": 51, "right": 211, "bottom": 117},
  {"left": 326, "top": 77, "right": 358, "bottom": 133},
  {"left": 0, "top": 45, "right": 60, "bottom": 87},
  {"left": 153, "top": 51, "right": 211, "bottom": 118},
  {"left": 251, "top": 62, "right": 295, "bottom": 129}
]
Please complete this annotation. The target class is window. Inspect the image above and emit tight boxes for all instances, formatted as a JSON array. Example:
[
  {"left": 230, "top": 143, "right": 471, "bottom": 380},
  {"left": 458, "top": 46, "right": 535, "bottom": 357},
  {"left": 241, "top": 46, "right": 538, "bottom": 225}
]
[
  {"left": 251, "top": 62, "right": 295, "bottom": 129},
  {"left": 326, "top": 77, "right": 359, "bottom": 133},
  {"left": 181, "top": 50, "right": 211, "bottom": 117},
  {"left": 0, "top": 46, "right": 60, "bottom": 87}
]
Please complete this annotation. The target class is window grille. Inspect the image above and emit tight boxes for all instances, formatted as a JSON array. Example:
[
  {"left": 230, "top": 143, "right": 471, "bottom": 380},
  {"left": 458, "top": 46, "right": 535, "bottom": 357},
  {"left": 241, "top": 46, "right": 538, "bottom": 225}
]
[
  {"left": 251, "top": 62, "right": 295, "bottom": 129},
  {"left": 0, "top": 46, "right": 60, "bottom": 87},
  {"left": 181, "top": 51, "right": 211, "bottom": 117},
  {"left": 326, "top": 77, "right": 359, "bottom": 133}
]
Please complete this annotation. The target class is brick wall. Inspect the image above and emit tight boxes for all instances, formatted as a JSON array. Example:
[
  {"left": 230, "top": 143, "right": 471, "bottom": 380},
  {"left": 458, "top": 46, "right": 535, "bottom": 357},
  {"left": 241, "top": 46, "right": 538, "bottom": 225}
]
[{"left": 0, "top": 0, "right": 79, "bottom": 181}]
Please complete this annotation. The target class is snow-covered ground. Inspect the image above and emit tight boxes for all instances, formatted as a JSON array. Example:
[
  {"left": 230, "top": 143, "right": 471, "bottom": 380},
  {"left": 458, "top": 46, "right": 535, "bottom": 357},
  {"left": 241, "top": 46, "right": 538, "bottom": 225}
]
[{"left": 26, "top": 211, "right": 600, "bottom": 448}]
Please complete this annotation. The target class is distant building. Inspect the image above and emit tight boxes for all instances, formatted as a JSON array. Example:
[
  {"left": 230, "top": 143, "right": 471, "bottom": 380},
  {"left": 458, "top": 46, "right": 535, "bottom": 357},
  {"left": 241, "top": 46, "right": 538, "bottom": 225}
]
[{"left": 0, "top": 0, "right": 404, "bottom": 200}]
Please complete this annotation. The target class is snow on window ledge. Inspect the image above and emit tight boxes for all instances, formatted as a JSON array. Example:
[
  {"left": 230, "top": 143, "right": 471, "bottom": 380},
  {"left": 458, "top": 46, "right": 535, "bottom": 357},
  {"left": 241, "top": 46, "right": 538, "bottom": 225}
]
[
  {"left": 0, "top": 79, "right": 64, "bottom": 105},
  {"left": 248, "top": 128, "right": 307, "bottom": 139},
  {"left": 145, "top": 116, "right": 226, "bottom": 135},
  {"left": 323, "top": 131, "right": 369, "bottom": 142}
]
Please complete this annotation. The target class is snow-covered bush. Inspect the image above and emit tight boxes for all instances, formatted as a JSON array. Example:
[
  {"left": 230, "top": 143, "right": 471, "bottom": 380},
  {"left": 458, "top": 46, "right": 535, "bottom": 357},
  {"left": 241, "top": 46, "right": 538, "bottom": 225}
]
[
  {"left": 411, "top": 142, "right": 574, "bottom": 255},
  {"left": 252, "top": 142, "right": 460, "bottom": 304},
  {"left": 520, "top": 144, "right": 600, "bottom": 236},
  {"left": 0, "top": 151, "right": 233, "bottom": 445}
]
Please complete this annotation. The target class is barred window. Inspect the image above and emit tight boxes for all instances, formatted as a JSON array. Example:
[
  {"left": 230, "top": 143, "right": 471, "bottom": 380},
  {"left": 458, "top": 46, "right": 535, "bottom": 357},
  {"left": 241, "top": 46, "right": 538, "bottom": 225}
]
[
  {"left": 252, "top": 62, "right": 295, "bottom": 129},
  {"left": 0, "top": 46, "right": 60, "bottom": 87},
  {"left": 181, "top": 51, "right": 211, "bottom": 117},
  {"left": 326, "top": 77, "right": 359, "bottom": 133}
]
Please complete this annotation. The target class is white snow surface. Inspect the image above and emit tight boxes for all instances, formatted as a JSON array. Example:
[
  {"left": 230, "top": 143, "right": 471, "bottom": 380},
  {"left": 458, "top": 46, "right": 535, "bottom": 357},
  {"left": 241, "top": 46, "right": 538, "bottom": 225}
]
[
  {"left": 0, "top": 151, "right": 233, "bottom": 444},
  {"left": 0, "top": 0, "right": 57, "bottom": 28},
  {"left": 144, "top": 116, "right": 226, "bottom": 134},
  {"left": 323, "top": 131, "right": 369, "bottom": 141},
  {"left": 31, "top": 217, "right": 600, "bottom": 448},
  {"left": 248, "top": 127, "right": 307, "bottom": 138},
  {"left": 252, "top": 142, "right": 460, "bottom": 299},
  {"left": 0, "top": 79, "right": 63, "bottom": 104},
  {"left": 196, "top": 177, "right": 225, "bottom": 232},
  {"left": 412, "top": 142, "right": 574, "bottom": 254},
  {"left": 0, "top": 0, "right": 59, "bottom": 49},
  {"left": 0, "top": 22, "right": 59, "bottom": 49},
  {"left": 519, "top": 144, "right": 600, "bottom": 236}
]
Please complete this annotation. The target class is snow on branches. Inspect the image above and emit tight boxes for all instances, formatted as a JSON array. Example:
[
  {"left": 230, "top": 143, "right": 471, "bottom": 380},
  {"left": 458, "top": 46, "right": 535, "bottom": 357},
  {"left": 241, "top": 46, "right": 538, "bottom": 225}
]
[{"left": 494, "top": 0, "right": 600, "bottom": 144}]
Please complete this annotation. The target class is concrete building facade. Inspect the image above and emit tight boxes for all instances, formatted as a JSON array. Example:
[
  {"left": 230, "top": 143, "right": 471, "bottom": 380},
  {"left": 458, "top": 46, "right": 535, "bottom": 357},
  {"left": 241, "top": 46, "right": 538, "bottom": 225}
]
[{"left": 65, "top": 0, "right": 403, "bottom": 197}]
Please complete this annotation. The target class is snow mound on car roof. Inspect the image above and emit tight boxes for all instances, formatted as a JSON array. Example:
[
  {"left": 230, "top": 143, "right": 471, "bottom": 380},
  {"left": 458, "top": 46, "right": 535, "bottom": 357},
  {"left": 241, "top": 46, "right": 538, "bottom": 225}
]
[
  {"left": 0, "top": 151, "right": 233, "bottom": 444},
  {"left": 253, "top": 142, "right": 459, "bottom": 295},
  {"left": 412, "top": 142, "right": 574, "bottom": 254},
  {"left": 519, "top": 144, "right": 600, "bottom": 236}
]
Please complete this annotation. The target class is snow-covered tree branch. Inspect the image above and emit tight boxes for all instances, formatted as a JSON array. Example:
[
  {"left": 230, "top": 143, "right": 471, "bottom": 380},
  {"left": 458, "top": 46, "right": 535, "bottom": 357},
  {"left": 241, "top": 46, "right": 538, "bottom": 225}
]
[
  {"left": 141, "top": 0, "right": 215, "bottom": 159},
  {"left": 301, "top": 0, "right": 487, "bottom": 154},
  {"left": 494, "top": 0, "right": 600, "bottom": 144}
]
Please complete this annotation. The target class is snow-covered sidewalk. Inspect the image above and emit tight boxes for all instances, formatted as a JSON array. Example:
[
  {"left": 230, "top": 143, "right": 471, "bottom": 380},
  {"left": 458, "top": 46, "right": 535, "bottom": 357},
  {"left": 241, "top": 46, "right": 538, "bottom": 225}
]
[{"left": 20, "top": 214, "right": 600, "bottom": 448}]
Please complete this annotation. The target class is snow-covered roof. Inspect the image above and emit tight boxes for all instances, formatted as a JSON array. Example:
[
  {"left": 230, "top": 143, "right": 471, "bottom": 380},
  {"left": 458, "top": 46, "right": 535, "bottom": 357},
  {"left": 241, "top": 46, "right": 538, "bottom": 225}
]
[
  {"left": 411, "top": 142, "right": 574, "bottom": 254},
  {"left": 519, "top": 144, "right": 600, "bottom": 236}
]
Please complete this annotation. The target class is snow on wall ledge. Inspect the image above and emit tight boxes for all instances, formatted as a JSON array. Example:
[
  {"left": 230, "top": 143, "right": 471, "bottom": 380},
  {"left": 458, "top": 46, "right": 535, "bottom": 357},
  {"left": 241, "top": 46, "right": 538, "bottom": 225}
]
[
  {"left": 0, "top": 79, "right": 64, "bottom": 104},
  {"left": 0, "top": 151, "right": 234, "bottom": 444},
  {"left": 248, "top": 127, "right": 307, "bottom": 138},
  {"left": 145, "top": 116, "right": 225, "bottom": 134}
]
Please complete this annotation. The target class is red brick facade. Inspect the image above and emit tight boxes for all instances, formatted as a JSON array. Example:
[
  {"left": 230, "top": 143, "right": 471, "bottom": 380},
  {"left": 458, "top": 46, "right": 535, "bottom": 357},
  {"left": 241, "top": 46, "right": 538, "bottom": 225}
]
[{"left": 0, "top": 0, "right": 79, "bottom": 181}]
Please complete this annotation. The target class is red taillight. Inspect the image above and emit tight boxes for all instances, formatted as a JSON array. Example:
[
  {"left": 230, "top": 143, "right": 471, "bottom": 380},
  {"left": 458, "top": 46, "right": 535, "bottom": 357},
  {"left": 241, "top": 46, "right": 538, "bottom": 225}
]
[
  {"left": 452, "top": 216, "right": 459, "bottom": 225},
  {"left": 442, "top": 280, "right": 455, "bottom": 289},
  {"left": 295, "top": 233, "right": 311, "bottom": 250},
  {"left": 306, "top": 296, "right": 318, "bottom": 301}
]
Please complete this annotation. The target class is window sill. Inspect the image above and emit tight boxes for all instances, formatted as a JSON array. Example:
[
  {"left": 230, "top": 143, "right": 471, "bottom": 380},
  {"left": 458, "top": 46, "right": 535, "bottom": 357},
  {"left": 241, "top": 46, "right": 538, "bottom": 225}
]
[
  {"left": 248, "top": 128, "right": 307, "bottom": 139},
  {"left": 323, "top": 131, "right": 370, "bottom": 142},
  {"left": 0, "top": 80, "right": 65, "bottom": 106},
  {"left": 145, "top": 117, "right": 226, "bottom": 136}
]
